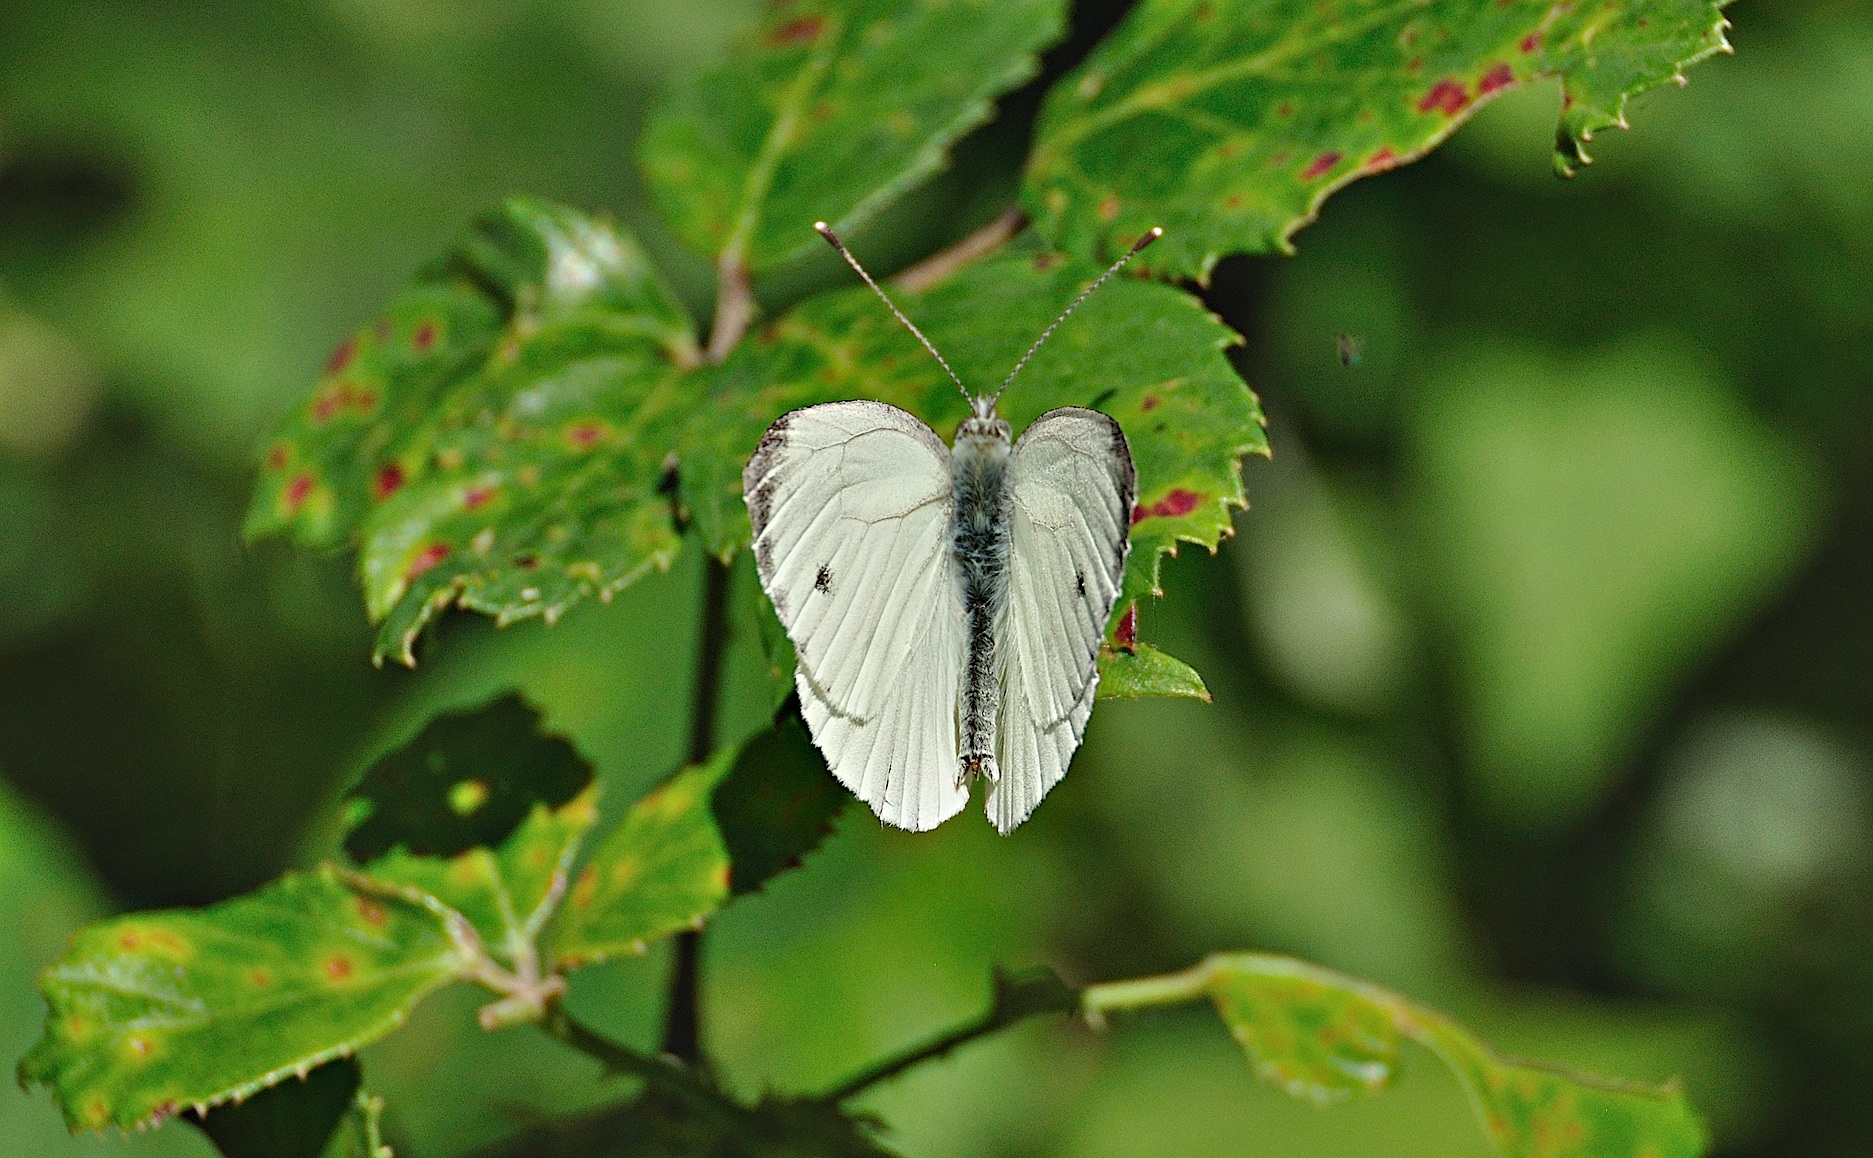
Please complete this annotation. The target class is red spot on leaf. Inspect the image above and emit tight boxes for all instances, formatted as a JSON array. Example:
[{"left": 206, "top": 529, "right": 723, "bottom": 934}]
[
  {"left": 372, "top": 463, "right": 405, "bottom": 501},
  {"left": 265, "top": 444, "right": 288, "bottom": 470},
  {"left": 413, "top": 320, "right": 439, "bottom": 353},
  {"left": 1098, "top": 195, "right": 1122, "bottom": 222},
  {"left": 118, "top": 930, "right": 140, "bottom": 950},
  {"left": 565, "top": 421, "right": 605, "bottom": 448},
  {"left": 769, "top": 15, "right": 824, "bottom": 45},
  {"left": 405, "top": 542, "right": 450, "bottom": 582},
  {"left": 1141, "top": 395, "right": 1159, "bottom": 412},
  {"left": 284, "top": 474, "right": 315, "bottom": 514},
  {"left": 129, "top": 1037, "right": 151, "bottom": 1057},
  {"left": 1218, "top": 140, "right": 1240, "bottom": 159},
  {"left": 1224, "top": 193, "right": 1244, "bottom": 209},
  {"left": 463, "top": 485, "right": 495, "bottom": 510},
  {"left": 1364, "top": 146, "right": 1399, "bottom": 173},
  {"left": 1406, "top": 56, "right": 1423, "bottom": 74},
  {"left": 324, "top": 955, "right": 354, "bottom": 981},
  {"left": 353, "top": 388, "right": 379, "bottom": 413},
  {"left": 355, "top": 897, "right": 387, "bottom": 926},
  {"left": 1115, "top": 603, "right": 1138, "bottom": 652},
  {"left": 1520, "top": 32, "right": 1541, "bottom": 53},
  {"left": 325, "top": 336, "right": 357, "bottom": 375},
  {"left": 1301, "top": 152, "right": 1342, "bottom": 180},
  {"left": 1033, "top": 253, "right": 1062, "bottom": 271},
  {"left": 311, "top": 389, "right": 343, "bottom": 423},
  {"left": 1275, "top": 101, "right": 1293, "bottom": 117},
  {"left": 1479, "top": 64, "right": 1515, "bottom": 95},
  {"left": 1418, "top": 78, "right": 1469, "bottom": 115},
  {"left": 1138, "top": 488, "right": 1202, "bottom": 521},
  {"left": 249, "top": 969, "right": 274, "bottom": 987}
]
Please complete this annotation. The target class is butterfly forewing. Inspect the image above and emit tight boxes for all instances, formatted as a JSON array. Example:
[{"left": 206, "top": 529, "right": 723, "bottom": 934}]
[
  {"left": 988, "top": 407, "right": 1136, "bottom": 833},
  {"left": 744, "top": 400, "right": 969, "bottom": 831}
]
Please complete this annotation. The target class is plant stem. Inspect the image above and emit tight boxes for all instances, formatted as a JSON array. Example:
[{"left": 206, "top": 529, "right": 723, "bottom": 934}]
[
  {"left": 543, "top": 1006, "right": 724, "bottom": 1118},
  {"left": 820, "top": 966, "right": 1078, "bottom": 1103},
  {"left": 820, "top": 1006, "right": 1006, "bottom": 1103},
  {"left": 892, "top": 206, "right": 1028, "bottom": 293},
  {"left": 706, "top": 256, "right": 755, "bottom": 363},
  {"left": 661, "top": 553, "right": 733, "bottom": 1064}
]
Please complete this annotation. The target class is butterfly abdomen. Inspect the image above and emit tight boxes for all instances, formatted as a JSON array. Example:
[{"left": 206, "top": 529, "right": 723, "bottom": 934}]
[{"left": 951, "top": 417, "right": 1013, "bottom": 786}]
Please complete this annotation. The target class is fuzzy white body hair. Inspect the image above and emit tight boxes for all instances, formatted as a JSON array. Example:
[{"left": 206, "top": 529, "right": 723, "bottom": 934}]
[{"left": 949, "top": 415, "right": 1014, "bottom": 787}]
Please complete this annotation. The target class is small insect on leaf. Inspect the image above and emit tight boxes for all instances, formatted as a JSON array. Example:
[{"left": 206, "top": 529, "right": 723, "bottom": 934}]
[{"left": 1335, "top": 332, "right": 1364, "bottom": 367}]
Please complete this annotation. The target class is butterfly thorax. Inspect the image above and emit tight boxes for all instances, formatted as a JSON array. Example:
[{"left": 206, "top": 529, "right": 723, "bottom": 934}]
[{"left": 950, "top": 416, "right": 1013, "bottom": 788}]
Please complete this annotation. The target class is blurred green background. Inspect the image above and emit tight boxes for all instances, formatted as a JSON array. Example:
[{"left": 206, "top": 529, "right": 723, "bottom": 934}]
[{"left": 2, "top": 1, "right": 1869, "bottom": 1155}]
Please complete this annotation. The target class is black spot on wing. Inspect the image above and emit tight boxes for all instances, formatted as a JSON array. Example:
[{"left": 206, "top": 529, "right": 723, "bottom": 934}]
[
  {"left": 814, "top": 564, "right": 833, "bottom": 595},
  {"left": 1075, "top": 570, "right": 1085, "bottom": 598}
]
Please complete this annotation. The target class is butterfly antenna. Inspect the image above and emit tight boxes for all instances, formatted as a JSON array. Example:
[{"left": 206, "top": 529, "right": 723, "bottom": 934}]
[
  {"left": 986, "top": 227, "right": 1162, "bottom": 413},
  {"left": 815, "top": 222, "right": 970, "bottom": 404}
]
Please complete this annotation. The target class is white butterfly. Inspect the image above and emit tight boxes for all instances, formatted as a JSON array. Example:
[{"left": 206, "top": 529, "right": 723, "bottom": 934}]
[{"left": 742, "top": 223, "right": 1160, "bottom": 833}]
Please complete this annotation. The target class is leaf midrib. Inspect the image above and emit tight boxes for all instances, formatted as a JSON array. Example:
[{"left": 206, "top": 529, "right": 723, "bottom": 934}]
[
  {"left": 721, "top": 17, "right": 848, "bottom": 267},
  {"left": 1036, "top": 0, "right": 1434, "bottom": 157}
]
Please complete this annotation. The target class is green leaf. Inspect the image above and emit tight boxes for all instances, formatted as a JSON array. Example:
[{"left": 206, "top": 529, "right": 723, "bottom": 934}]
[
  {"left": 19, "top": 867, "right": 462, "bottom": 1133},
  {"left": 548, "top": 752, "right": 736, "bottom": 970},
  {"left": 546, "top": 713, "right": 843, "bottom": 970},
  {"left": 246, "top": 198, "right": 695, "bottom": 550},
  {"left": 708, "top": 713, "right": 845, "bottom": 897},
  {"left": 357, "top": 785, "right": 599, "bottom": 985},
  {"left": 638, "top": 0, "right": 1068, "bottom": 273},
  {"left": 344, "top": 693, "right": 595, "bottom": 863},
  {"left": 243, "top": 198, "right": 701, "bottom": 666},
  {"left": 1023, "top": 0, "right": 1733, "bottom": 279},
  {"left": 1097, "top": 642, "right": 1212, "bottom": 701},
  {"left": 1083, "top": 953, "right": 1708, "bottom": 1158},
  {"left": 679, "top": 248, "right": 1268, "bottom": 610},
  {"left": 339, "top": 697, "right": 603, "bottom": 1028},
  {"left": 188, "top": 1057, "right": 361, "bottom": 1158}
]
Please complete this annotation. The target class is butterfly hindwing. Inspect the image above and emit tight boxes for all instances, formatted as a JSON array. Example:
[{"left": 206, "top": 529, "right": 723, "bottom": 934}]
[
  {"left": 743, "top": 400, "right": 970, "bottom": 831},
  {"left": 989, "top": 407, "right": 1136, "bottom": 833}
]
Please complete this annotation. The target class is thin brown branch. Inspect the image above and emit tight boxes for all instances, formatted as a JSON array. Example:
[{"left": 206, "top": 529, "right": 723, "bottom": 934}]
[
  {"left": 706, "top": 256, "right": 756, "bottom": 363},
  {"left": 892, "top": 206, "right": 1028, "bottom": 294}
]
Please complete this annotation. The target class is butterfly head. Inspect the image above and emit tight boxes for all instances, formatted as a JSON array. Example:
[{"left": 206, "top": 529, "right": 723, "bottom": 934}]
[{"left": 955, "top": 412, "right": 1012, "bottom": 447}]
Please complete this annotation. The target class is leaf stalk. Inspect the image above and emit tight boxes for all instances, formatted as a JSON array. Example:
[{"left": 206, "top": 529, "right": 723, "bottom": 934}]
[{"left": 892, "top": 206, "right": 1029, "bottom": 294}]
